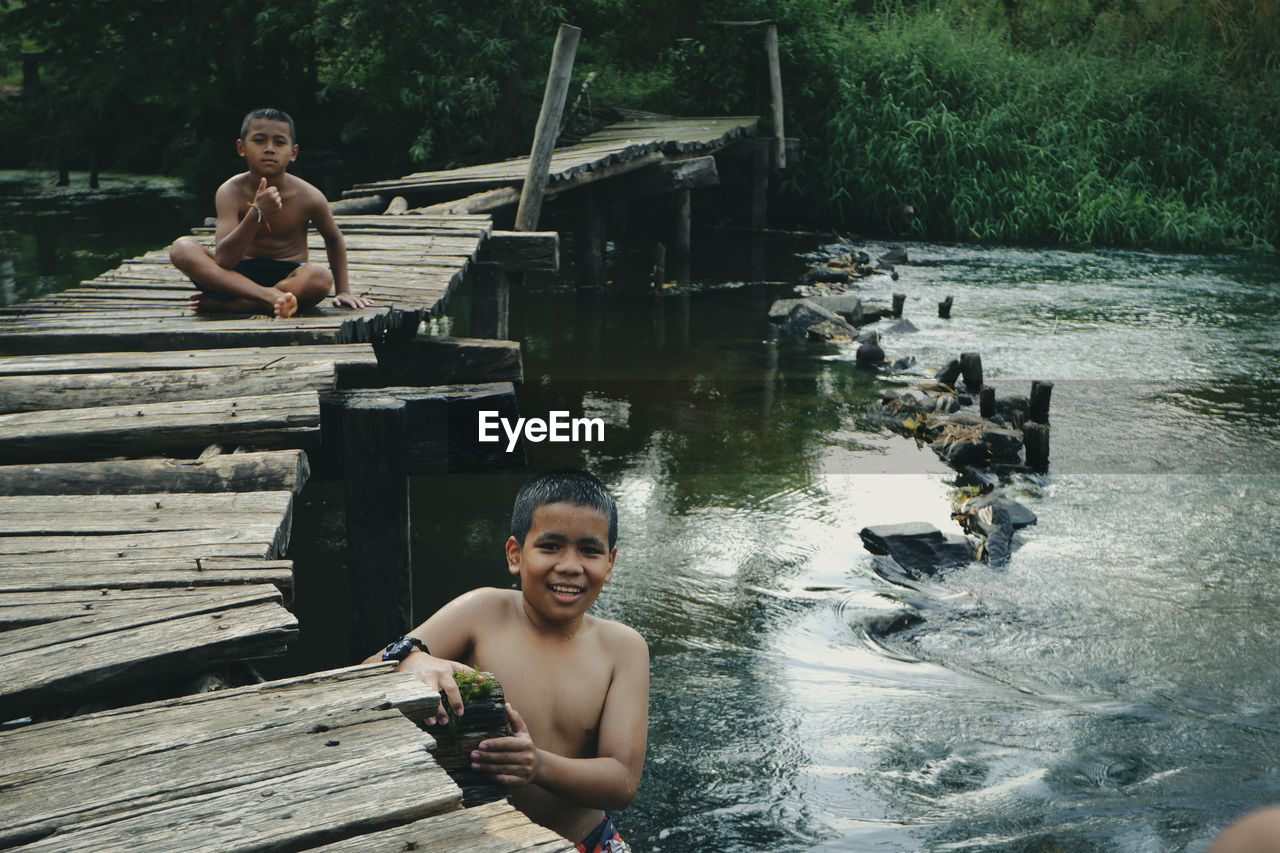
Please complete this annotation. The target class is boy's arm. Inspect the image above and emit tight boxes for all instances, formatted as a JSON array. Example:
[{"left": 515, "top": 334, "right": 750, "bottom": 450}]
[
  {"left": 214, "top": 178, "right": 278, "bottom": 269},
  {"left": 311, "top": 199, "right": 371, "bottom": 309},
  {"left": 474, "top": 625, "right": 649, "bottom": 811},
  {"left": 360, "top": 587, "right": 495, "bottom": 724}
]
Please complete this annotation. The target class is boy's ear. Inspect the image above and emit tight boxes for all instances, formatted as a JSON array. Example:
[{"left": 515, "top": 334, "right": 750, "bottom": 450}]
[
  {"left": 604, "top": 547, "right": 618, "bottom": 584},
  {"left": 290, "top": 143, "right": 299, "bottom": 161},
  {"left": 505, "top": 535, "right": 522, "bottom": 575},
  {"left": 235, "top": 138, "right": 246, "bottom": 157}
]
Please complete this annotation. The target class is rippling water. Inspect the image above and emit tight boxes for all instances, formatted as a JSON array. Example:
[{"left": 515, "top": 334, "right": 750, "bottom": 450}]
[{"left": 428, "top": 236, "right": 1280, "bottom": 851}]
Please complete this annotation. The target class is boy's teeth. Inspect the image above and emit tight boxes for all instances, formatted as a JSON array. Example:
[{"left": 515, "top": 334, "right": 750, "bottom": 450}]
[{"left": 550, "top": 584, "right": 581, "bottom": 593}]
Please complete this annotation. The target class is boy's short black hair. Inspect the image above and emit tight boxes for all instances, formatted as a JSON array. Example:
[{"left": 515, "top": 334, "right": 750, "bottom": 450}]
[
  {"left": 240, "top": 108, "right": 296, "bottom": 144},
  {"left": 511, "top": 469, "right": 618, "bottom": 549}
]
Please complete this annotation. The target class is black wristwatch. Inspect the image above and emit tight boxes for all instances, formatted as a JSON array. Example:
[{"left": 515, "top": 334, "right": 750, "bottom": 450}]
[{"left": 382, "top": 635, "right": 429, "bottom": 662}]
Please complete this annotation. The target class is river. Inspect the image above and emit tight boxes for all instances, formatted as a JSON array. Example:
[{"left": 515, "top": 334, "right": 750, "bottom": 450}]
[
  {"left": 5, "top": 185, "right": 1277, "bottom": 850},
  {"left": 426, "top": 234, "right": 1280, "bottom": 851}
]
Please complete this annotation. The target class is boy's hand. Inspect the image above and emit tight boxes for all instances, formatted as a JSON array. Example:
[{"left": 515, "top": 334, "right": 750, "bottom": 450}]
[
  {"left": 332, "top": 292, "right": 374, "bottom": 309},
  {"left": 472, "top": 703, "right": 539, "bottom": 788},
  {"left": 254, "top": 177, "right": 283, "bottom": 216},
  {"left": 398, "top": 652, "right": 474, "bottom": 725}
]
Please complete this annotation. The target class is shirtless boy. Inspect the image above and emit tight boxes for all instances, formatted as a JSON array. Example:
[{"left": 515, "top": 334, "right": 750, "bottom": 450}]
[
  {"left": 169, "top": 108, "right": 371, "bottom": 317},
  {"left": 367, "top": 470, "right": 649, "bottom": 852}
]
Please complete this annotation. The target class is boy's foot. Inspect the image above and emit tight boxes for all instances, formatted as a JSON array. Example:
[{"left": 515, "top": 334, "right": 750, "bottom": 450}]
[
  {"left": 187, "top": 292, "right": 258, "bottom": 314},
  {"left": 272, "top": 289, "right": 298, "bottom": 318}
]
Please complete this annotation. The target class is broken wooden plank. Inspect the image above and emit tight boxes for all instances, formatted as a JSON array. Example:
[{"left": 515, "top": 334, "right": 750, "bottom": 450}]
[
  {"left": 0, "top": 556, "right": 293, "bottom": 596},
  {"left": 0, "top": 584, "right": 298, "bottom": 721},
  {"left": 479, "top": 231, "right": 560, "bottom": 272}
]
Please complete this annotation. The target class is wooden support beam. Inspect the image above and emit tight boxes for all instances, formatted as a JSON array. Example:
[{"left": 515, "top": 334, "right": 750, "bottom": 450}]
[
  {"left": 320, "top": 383, "right": 525, "bottom": 476},
  {"left": 478, "top": 231, "right": 560, "bottom": 272},
  {"left": 0, "top": 450, "right": 310, "bottom": 496},
  {"left": 371, "top": 336, "right": 522, "bottom": 387},
  {"left": 766, "top": 22, "right": 786, "bottom": 169},
  {"left": 515, "top": 24, "right": 581, "bottom": 231},
  {"left": 328, "top": 195, "right": 387, "bottom": 215},
  {"left": 750, "top": 138, "right": 770, "bottom": 228},
  {"left": 674, "top": 189, "right": 692, "bottom": 259},
  {"left": 335, "top": 394, "right": 413, "bottom": 660},
  {"left": 607, "top": 155, "right": 720, "bottom": 200},
  {"left": 471, "top": 265, "right": 510, "bottom": 340},
  {"left": 575, "top": 186, "right": 605, "bottom": 286}
]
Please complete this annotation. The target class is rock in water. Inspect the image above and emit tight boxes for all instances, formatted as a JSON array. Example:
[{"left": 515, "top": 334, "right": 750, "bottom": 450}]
[
  {"left": 977, "top": 502, "right": 1014, "bottom": 567},
  {"left": 857, "top": 338, "right": 885, "bottom": 367},
  {"left": 859, "top": 522, "right": 975, "bottom": 574},
  {"left": 782, "top": 299, "right": 860, "bottom": 341},
  {"left": 843, "top": 589, "right": 923, "bottom": 635}
]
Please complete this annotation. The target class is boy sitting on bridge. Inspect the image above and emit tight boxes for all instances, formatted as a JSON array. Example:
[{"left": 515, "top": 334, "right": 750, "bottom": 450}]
[
  {"left": 170, "top": 108, "right": 371, "bottom": 317},
  {"left": 368, "top": 469, "right": 648, "bottom": 852}
]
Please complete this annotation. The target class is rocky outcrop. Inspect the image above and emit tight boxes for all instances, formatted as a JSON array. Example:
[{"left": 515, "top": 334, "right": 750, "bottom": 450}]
[{"left": 859, "top": 522, "right": 975, "bottom": 576}]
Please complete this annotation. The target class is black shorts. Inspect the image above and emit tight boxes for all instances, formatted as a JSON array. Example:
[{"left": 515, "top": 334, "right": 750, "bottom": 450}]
[{"left": 193, "top": 257, "right": 305, "bottom": 301}]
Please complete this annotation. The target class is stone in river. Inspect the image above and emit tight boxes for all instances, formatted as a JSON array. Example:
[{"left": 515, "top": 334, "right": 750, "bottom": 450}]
[{"left": 859, "top": 522, "right": 975, "bottom": 574}]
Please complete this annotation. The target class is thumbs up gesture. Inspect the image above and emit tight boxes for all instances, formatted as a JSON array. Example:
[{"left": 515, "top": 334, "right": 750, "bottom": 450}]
[{"left": 254, "top": 177, "right": 283, "bottom": 216}]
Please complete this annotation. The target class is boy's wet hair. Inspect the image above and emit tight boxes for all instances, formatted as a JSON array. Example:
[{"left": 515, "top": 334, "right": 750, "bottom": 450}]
[
  {"left": 511, "top": 469, "right": 618, "bottom": 549},
  {"left": 240, "top": 108, "right": 296, "bottom": 145}
]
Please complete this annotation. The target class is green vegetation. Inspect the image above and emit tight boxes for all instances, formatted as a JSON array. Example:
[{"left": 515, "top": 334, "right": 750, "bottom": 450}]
[{"left": 2, "top": 0, "right": 1276, "bottom": 249}]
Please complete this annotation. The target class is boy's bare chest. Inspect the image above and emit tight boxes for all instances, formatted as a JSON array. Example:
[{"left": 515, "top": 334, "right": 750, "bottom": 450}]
[{"left": 473, "top": 629, "right": 613, "bottom": 756}]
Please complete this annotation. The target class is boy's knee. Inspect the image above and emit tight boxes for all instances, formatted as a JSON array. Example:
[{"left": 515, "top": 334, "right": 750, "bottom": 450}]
[{"left": 169, "top": 237, "right": 201, "bottom": 269}]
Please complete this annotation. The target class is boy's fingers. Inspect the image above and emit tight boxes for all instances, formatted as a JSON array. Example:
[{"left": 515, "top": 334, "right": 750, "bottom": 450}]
[
  {"left": 440, "top": 679, "right": 465, "bottom": 717},
  {"left": 506, "top": 703, "right": 528, "bottom": 734},
  {"left": 259, "top": 177, "right": 267, "bottom": 192}
]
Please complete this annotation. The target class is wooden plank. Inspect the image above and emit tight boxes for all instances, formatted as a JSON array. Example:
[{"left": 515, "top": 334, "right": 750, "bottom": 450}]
[
  {"left": 0, "top": 585, "right": 289, "bottom": 630},
  {"left": 479, "top": 231, "right": 559, "bottom": 272},
  {"left": 0, "top": 391, "right": 322, "bottom": 463},
  {"left": 0, "top": 590, "right": 298, "bottom": 721},
  {"left": 3, "top": 721, "right": 458, "bottom": 852},
  {"left": 0, "top": 664, "right": 436, "bottom": 780},
  {"left": 373, "top": 336, "right": 523, "bottom": 386},
  {"left": 0, "top": 534, "right": 282, "bottom": 561},
  {"left": 0, "top": 491, "right": 294, "bottom": 539},
  {"left": 0, "top": 556, "right": 293, "bottom": 595},
  {"left": 0, "top": 450, "right": 310, "bottom": 496},
  {"left": 0, "top": 360, "right": 342, "bottom": 413},
  {"left": 310, "top": 799, "right": 576, "bottom": 853}
]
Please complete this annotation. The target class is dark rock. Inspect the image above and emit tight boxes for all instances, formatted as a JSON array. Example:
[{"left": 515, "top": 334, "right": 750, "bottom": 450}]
[
  {"left": 844, "top": 590, "right": 924, "bottom": 635},
  {"left": 885, "top": 317, "right": 918, "bottom": 334},
  {"left": 947, "top": 410, "right": 984, "bottom": 426},
  {"left": 932, "top": 431, "right": 988, "bottom": 468},
  {"left": 936, "top": 359, "right": 963, "bottom": 388},
  {"left": 887, "top": 355, "right": 916, "bottom": 373},
  {"left": 768, "top": 298, "right": 804, "bottom": 322},
  {"left": 976, "top": 502, "right": 1014, "bottom": 567},
  {"left": 860, "top": 522, "right": 974, "bottom": 574},
  {"left": 783, "top": 300, "right": 859, "bottom": 341},
  {"left": 995, "top": 395, "right": 1030, "bottom": 427},
  {"left": 856, "top": 339, "right": 885, "bottom": 367},
  {"left": 880, "top": 247, "right": 909, "bottom": 264},
  {"left": 982, "top": 427, "right": 1024, "bottom": 463},
  {"left": 810, "top": 294, "right": 864, "bottom": 325}
]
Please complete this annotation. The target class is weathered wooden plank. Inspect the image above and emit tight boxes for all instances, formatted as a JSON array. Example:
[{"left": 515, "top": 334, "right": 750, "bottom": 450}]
[
  {"left": 309, "top": 799, "right": 576, "bottom": 853},
  {"left": 0, "top": 710, "right": 453, "bottom": 850},
  {"left": 0, "top": 361, "right": 341, "bottom": 412},
  {"left": 0, "top": 451, "right": 310, "bottom": 496},
  {"left": 0, "top": 664, "right": 436, "bottom": 780},
  {"left": 0, "top": 536, "right": 280, "bottom": 562},
  {"left": 373, "top": 336, "right": 523, "bottom": 386},
  {"left": 0, "top": 556, "right": 293, "bottom": 595},
  {"left": 0, "top": 391, "right": 321, "bottom": 462},
  {"left": 0, "top": 585, "right": 284, "bottom": 630},
  {"left": 0, "top": 594, "right": 298, "bottom": 721},
  {"left": 4, "top": 725, "right": 457, "bottom": 852},
  {"left": 479, "top": 231, "right": 560, "bottom": 272}
]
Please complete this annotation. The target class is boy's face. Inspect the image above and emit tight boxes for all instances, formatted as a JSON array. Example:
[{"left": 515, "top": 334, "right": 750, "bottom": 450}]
[
  {"left": 236, "top": 118, "right": 297, "bottom": 176},
  {"left": 507, "top": 501, "right": 616, "bottom": 625}
]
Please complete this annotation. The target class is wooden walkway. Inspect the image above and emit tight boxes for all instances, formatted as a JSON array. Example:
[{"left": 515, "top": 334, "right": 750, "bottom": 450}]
[
  {"left": 345, "top": 111, "right": 758, "bottom": 212},
  {"left": 0, "top": 213, "right": 492, "bottom": 354}
]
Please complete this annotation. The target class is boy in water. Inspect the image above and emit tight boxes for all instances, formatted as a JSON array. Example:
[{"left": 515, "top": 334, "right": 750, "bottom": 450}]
[
  {"left": 367, "top": 470, "right": 648, "bottom": 852},
  {"left": 169, "top": 108, "right": 371, "bottom": 317}
]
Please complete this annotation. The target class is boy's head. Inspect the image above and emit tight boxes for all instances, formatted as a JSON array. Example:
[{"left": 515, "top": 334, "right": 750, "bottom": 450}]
[
  {"left": 511, "top": 469, "right": 618, "bottom": 550},
  {"left": 240, "top": 108, "right": 296, "bottom": 145}
]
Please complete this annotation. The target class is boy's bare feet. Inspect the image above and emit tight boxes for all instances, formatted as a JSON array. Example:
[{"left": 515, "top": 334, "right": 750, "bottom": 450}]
[{"left": 272, "top": 289, "right": 298, "bottom": 318}]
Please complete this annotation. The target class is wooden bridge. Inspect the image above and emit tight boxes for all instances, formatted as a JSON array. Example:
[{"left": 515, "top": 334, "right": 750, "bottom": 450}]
[{"left": 0, "top": 91, "right": 781, "bottom": 847}]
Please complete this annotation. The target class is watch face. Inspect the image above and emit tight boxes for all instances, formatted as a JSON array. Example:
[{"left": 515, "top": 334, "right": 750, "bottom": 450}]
[{"left": 384, "top": 637, "right": 412, "bottom": 661}]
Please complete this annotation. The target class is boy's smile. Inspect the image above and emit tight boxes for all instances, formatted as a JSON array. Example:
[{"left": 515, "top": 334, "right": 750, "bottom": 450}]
[{"left": 508, "top": 501, "right": 616, "bottom": 626}]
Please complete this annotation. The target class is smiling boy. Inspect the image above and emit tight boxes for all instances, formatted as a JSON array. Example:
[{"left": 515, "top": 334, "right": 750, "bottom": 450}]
[
  {"left": 366, "top": 470, "right": 648, "bottom": 852},
  {"left": 169, "top": 108, "right": 371, "bottom": 317}
]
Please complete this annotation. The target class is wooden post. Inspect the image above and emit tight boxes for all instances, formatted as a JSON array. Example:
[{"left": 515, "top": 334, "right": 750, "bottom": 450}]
[
  {"left": 514, "top": 24, "right": 581, "bottom": 232},
  {"left": 651, "top": 242, "right": 667, "bottom": 289},
  {"left": 575, "top": 186, "right": 604, "bottom": 286},
  {"left": 891, "top": 293, "right": 906, "bottom": 318},
  {"left": 765, "top": 22, "right": 786, "bottom": 170},
  {"left": 674, "top": 188, "right": 692, "bottom": 259},
  {"left": 979, "top": 386, "right": 995, "bottom": 419},
  {"left": 1030, "top": 380, "right": 1053, "bottom": 424},
  {"left": 959, "top": 352, "right": 983, "bottom": 393},
  {"left": 471, "top": 264, "right": 509, "bottom": 339},
  {"left": 339, "top": 395, "right": 412, "bottom": 661},
  {"left": 938, "top": 295, "right": 953, "bottom": 319},
  {"left": 1023, "top": 422, "right": 1050, "bottom": 470},
  {"left": 750, "top": 138, "right": 769, "bottom": 228}
]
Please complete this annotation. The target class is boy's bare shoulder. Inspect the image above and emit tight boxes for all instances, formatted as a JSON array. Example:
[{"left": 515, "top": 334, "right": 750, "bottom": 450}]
[
  {"left": 285, "top": 174, "right": 329, "bottom": 208},
  {"left": 214, "top": 173, "right": 253, "bottom": 203},
  {"left": 587, "top": 614, "right": 648, "bottom": 658},
  {"left": 447, "top": 585, "right": 518, "bottom": 617}
]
